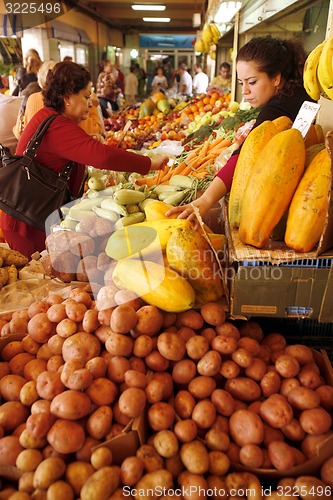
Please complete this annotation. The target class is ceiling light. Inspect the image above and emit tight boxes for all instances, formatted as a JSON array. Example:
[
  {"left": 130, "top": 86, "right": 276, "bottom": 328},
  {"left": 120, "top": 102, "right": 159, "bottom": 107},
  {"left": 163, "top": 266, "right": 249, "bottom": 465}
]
[
  {"left": 214, "top": 1, "right": 242, "bottom": 23},
  {"left": 143, "top": 17, "right": 170, "bottom": 22},
  {"left": 132, "top": 4, "right": 166, "bottom": 10}
]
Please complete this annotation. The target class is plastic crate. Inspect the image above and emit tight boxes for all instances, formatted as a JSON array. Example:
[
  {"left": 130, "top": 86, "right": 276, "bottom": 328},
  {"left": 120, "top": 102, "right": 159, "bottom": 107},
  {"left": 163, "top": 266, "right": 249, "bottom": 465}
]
[{"left": 253, "top": 317, "right": 333, "bottom": 363}]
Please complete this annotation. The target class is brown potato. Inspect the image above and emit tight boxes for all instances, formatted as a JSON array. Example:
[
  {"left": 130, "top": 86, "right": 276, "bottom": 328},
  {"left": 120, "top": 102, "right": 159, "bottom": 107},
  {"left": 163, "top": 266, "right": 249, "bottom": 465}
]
[
  {"left": 231, "top": 348, "right": 253, "bottom": 368},
  {"left": 268, "top": 441, "right": 295, "bottom": 471},
  {"left": 192, "top": 400, "right": 216, "bottom": 429},
  {"left": 0, "top": 401, "right": 29, "bottom": 432},
  {"left": 76, "top": 436, "right": 101, "bottom": 462},
  {"left": 225, "top": 377, "right": 261, "bottom": 402},
  {"left": 124, "top": 369, "right": 148, "bottom": 389},
  {"left": 215, "top": 322, "right": 240, "bottom": 339},
  {"left": 26, "top": 412, "right": 56, "bottom": 439},
  {"left": 27, "top": 313, "right": 53, "bottom": 343},
  {"left": 205, "top": 428, "right": 230, "bottom": 452},
  {"left": 107, "top": 356, "right": 131, "bottom": 384},
  {"left": 262, "top": 333, "right": 287, "bottom": 352},
  {"left": 301, "top": 432, "right": 333, "bottom": 459},
  {"left": 186, "top": 335, "right": 210, "bottom": 360},
  {"left": 287, "top": 386, "right": 321, "bottom": 410},
  {"left": 148, "top": 402, "right": 175, "bottom": 431},
  {"left": 178, "top": 470, "right": 208, "bottom": 500},
  {"left": 321, "top": 456, "right": 333, "bottom": 488},
  {"left": 178, "top": 310, "right": 204, "bottom": 330},
  {"left": 131, "top": 305, "right": 164, "bottom": 337},
  {"left": 229, "top": 409, "right": 264, "bottom": 447},
  {"left": 280, "top": 378, "right": 301, "bottom": 397},
  {"left": 157, "top": 332, "right": 186, "bottom": 361},
  {"left": 260, "top": 371, "right": 281, "bottom": 398},
  {"left": 47, "top": 420, "right": 85, "bottom": 454},
  {"left": 111, "top": 305, "right": 138, "bottom": 334},
  {"left": 281, "top": 418, "right": 306, "bottom": 442},
  {"left": 20, "top": 380, "right": 39, "bottom": 406},
  {"left": 86, "top": 406, "right": 113, "bottom": 440},
  {"left": 23, "top": 358, "right": 47, "bottom": 381},
  {"left": 50, "top": 390, "right": 92, "bottom": 420},
  {"left": 211, "top": 389, "right": 235, "bottom": 417},
  {"left": 200, "top": 302, "right": 225, "bottom": 326},
  {"left": 188, "top": 376, "right": 216, "bottom": 399},
  {"left": 239, "top": 444, "right": 264, "bottom": 468},
  {"left": 36, "top": 371, "right": 65, "bottom": 400},
  {"left": 145, "top": 351, "right": 170, "bottom": 372},
  {"left": 154, "top": 430, "right": 179, "bottom": 458},
  {"left": 136, "top": 444, "right": 164, "bottom": 473},
  {"left": 133, "top": 335, "right": 154, "bottom": 358},
  {"left": 16, "top": 449, "right": 43, "bottom": 472},
  {"left": 105, "top": 332, "right": 133, "bottom": 357},
  {"left": 260, "top": 394, "right": 293, "bottom": 429},
  {"left": 172, "top": 359, "right": 197, "bottom": 385},
  {"left": 264, "top": 424, "right": 285, "bottom": 449},
  {"left": 245, "top": 358, "right": 267, "bottom": 381},
  {"left": 86, "top": 377, "right": 118, "bottom": 406},
  {"left": 62, "top": 332, "right": 101, "bottom": 364},
  {"left": 219, "top": 360, "right": 240, "bottom": 379},
  {"left": 211, "top": 335, "right": 237, "bottom": 355},
  {"left": 9, "top": 352, "right": 35, "bottom": 376},
  {"left": 299, "top": 408, "right": 332, "bottom": 435},
  {"left": 208, "top": 450, "right": 230, "bottom": 476},
  {"left": 298, "top": 363, "right": 322, "bottom": 389},
  {"left": 174, "top": 419, "right": 198, "bottom": 443},
  {"left": 180, "top": 440, "right": 209, "bottom": 475},
  {"left": 316, "top": 385, "right": 333, "bottom": 411},
  {"left": 9, "top": 317, "right": 28, "bottom": 335},
  {"left": 82, "top": 309, "right": 99, "bottom": 333},
  {"left": 177, "top": 326, "right": 196, "bottom": 342},
  {"left": 285, "top": 344, "right": 314, "bottom": 365},
  {"left": 65, "top": 461, "right": 95, "bottom": 496},
  {"left": 197, "top": 350, "right": 222, "bottom": 376},
  {"left": 120, "top": 456, "right": 144, "bottom": 486},
  {"left": 0, "top": 435, "right": 24, "bottom": 465},
  {"left": 118, "top": 387, "right": 146, "bottom": 418},
  {"left": 275, "top": 354, "right": 300, "bottom": 378}
]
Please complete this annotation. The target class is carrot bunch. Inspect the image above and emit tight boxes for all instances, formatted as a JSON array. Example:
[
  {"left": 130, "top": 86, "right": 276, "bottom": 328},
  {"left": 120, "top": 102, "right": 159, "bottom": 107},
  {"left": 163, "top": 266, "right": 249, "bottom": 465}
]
[{"left": 135, "top": 135, "right": 233, "bottom": 187}]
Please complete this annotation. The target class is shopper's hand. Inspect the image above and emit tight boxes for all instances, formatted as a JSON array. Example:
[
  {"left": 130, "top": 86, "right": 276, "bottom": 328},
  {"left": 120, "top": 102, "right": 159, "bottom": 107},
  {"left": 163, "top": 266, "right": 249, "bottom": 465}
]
[
  {"left": 150, "top": 154, "right": 169, "bottom": 171},
  {"left": 166, "top": 196, "right": 212, "bottom": 229},
  {"left": 90, "top": 133, "right": 105, "bottom": 143},
  {"left": 90, "top": 92, "right": 100, "bottom": 107}
]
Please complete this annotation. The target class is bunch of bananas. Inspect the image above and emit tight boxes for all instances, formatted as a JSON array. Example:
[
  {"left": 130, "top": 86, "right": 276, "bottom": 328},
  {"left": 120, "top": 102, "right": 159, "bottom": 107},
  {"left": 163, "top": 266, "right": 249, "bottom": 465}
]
[
  {"left": 303, "top": 37, "right": 333, "bottom": 100},
  {"left": 195, "top": 23, "right": 221, "bottom": 53}
]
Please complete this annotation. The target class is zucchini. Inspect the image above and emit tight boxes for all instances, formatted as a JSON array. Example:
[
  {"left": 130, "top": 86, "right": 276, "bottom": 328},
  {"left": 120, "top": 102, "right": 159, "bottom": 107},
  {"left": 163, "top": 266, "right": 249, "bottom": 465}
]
[
  {"left": 114, "top": 188, "right": 146, "bottom": 205},
  {"left": 114, "top": 212, "right": 145, "bottom": 229},
  {"left": 101, "top": 198, "right": 127, "bottom": 217}
]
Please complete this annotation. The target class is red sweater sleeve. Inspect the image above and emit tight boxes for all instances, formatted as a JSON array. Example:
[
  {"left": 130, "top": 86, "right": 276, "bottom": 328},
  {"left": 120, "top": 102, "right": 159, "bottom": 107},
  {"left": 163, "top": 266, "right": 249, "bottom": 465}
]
[
  {"left": 215, "top": 154, "right": 239, "bottom": 192},
  {"left": 17, "top": 108, "right": 151, "bottom": 176}
]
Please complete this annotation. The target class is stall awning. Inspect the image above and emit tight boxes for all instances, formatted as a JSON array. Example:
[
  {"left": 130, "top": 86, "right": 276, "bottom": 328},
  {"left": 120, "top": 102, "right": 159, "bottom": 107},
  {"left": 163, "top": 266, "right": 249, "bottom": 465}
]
[
  {"left": 50, "top": 20, "right": 80, "bottom": 43},
  {"left": 76, "top": 28, "right": 91, "bottom": 45},
  {"left": 0, "top": 15, "right": 23, "bottom": 37}
]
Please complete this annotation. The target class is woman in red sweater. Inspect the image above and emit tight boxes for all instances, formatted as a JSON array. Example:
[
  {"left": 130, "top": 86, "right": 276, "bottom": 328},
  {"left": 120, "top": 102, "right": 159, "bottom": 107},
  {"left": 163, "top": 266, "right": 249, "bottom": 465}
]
[
  {"left": 167, "top": 36, "right": 314, "bottom": 225},
  {"left": 0, "top": 62, "right": 168, "bottom": 257}
]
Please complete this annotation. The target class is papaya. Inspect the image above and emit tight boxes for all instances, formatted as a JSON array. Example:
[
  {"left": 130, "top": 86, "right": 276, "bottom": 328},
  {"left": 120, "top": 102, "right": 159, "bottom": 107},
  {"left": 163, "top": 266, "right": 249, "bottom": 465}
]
[
  {"left": 228, "top": 120, "right": 278, "bottom": 229},
  {"left": 144, "top": 201, "right": 177, "bottom": 221},
  {"left": 305, "top": 143, "right": 325, "bottom": 169},
  {"left": 112, "top": 259, "right": 195, "bottom": 313},
  {"left": 285, "top": 148, "right": 331, "bottom": 253},
  {"left": 105, "top": 218, "right": 192, "bottom": 260},
  {"left": 166, "top": 228, "right": 224, "bottom": 307},
  {"left": 238, "top": 129, "right": 306, "bottom": 249},
  {"left": 272, "top": 116, "right": 293, "bottom": 132},
  {"left": 139, "top": 99, "right": 156, "bottom": 118}
]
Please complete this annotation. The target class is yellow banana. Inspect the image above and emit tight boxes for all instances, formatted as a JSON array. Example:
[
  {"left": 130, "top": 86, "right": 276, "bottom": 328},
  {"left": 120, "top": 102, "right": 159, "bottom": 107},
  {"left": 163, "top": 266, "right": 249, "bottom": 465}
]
[
  {"left": 303, "top": 41, "right": 325, "bottom": 100},
  {"left": 317, "top": 37, "right": 333, "bottom": 91}
]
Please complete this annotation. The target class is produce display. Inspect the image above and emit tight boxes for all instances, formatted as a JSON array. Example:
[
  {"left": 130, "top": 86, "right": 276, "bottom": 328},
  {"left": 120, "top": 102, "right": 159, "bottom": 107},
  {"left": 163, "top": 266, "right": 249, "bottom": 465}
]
[
  {"left": 0, "top": 289, "right": 332, "bottom": 497},
  {"left": 0, "top": 247, "right": 29, "bottom": 290},
  {"left": 303, "top": 37, "right": 333, "bottom": 100}
]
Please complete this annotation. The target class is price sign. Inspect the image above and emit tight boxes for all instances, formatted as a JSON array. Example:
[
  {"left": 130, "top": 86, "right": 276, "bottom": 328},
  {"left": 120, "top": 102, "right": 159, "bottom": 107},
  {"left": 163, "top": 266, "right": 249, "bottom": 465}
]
[{"left": 292, "top": 101, "right": 321, "bottom": 138}]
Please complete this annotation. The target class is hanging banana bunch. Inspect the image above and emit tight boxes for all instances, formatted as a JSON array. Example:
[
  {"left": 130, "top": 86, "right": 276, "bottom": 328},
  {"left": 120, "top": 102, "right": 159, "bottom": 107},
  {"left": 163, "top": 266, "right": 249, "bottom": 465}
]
[
  {"left": 304, "top": 37, "right": 333, "bottom": 101},
  {"left": 209, "top": 22, "right": 221, "bottom": 44}
]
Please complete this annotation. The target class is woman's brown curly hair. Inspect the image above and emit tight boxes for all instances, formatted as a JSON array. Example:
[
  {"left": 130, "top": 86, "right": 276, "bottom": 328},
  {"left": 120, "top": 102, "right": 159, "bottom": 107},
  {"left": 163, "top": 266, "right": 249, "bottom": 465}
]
[{"left": 42, "top": 61, "right": 91, "bottom": 112}]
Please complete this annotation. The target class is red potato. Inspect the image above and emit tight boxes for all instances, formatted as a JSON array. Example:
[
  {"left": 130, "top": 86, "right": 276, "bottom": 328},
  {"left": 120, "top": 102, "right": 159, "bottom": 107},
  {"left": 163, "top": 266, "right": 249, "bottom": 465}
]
[
  {"left": 285, "top": 344, "right": 314, "bottom": 364},
  {"left": 197, "top": 350, "right": 222, "bottom": 376},
  {"left": 47, "top": 419, "right": 86, "bottom": 454},
  {"left": 133, "top": 335, "right": 154, "bottom": 358},
  {"left": 263, "top": 423, "right": 285, "bottom": 447},
  {"left": 262, "top": 333, "right": 287, "bottom": 351},
  {"left": 50, "top": 390, "right": 92, "bottom": 420},
  {"left": 107, "top": 356, "right": 131, "bottom": 384},
  {"left": 177, "top": 326, "right": 196, "bottom": 342},
  {"left": 174, "top": 419, "right": 198, "bottom": 443},
  {"left": 148, "top": 402, "right": 175, "bottom": 431},
  {"left": 298, "top": 362, "right": 322, "bottom": 389},
  {"left": 178, "top": 310, "right": 204, "bottom": 330},
  {"left": 172, "top": 359, "right": 197, "bottom": 385},
  {"left": 260, "top": 394, "right": 293, "bottom": 429},
  {"left": 157, "top": 332, "right": 186, "bottom": 361},
  {"left": 299, "top": 408, "right": 332, "bottom": 435},
  {"left": 215, "top": 322, "right": 240, "bottom": 339},
  {"left": 229, "top": 409, "right": 264, "bottom": 447},
  {"left": 0, "top": 374, "right": 27, "bottom": 401},
  {"left": 245, "top": 358, "right": 267, "bottom": 381},
  {"left": 211, "top": 335, "right": 238, "bottom": 355},
  {"left": 211, "top": 389, "right": 235, "bottom": 417},
  {"left": 130, "top": 305, "right": 164, "bottom": 337},
  {"left": 173, "top": 390, "right": 196, "bottom": 419},
  {"left": 280, "top": 377, "right": 301, "bottom": 397},
  {"left": 145, "top": 351, "right": 170, "bottom": 372},
  {"left": 85, "top": 377, "right": 118, "bottom": 406},
  {"left": 185, "top": 335, "right": 209, "bottom": 360},
  {"left": 201, "top": 327, "right": 216, "bottom": 345},
  {"left": 219, "top": 360, "right": 241, "bottom": 379},
  {"left": 21, "top": 336, "right": 40, "bottom": 355},
  {"left": 225, "top": 377, "right": 261, "bottom": 402},
  {"left": 27, "top": 313, "right": 53, "bottom": 343},
  {"left": 260, "top": 371, "right": 281, "bottom": 398},
  {"left": 281, "top": 418, "right": 306, "bottom": 442},
  {"left": 191, "top": 400, "right": 217, "bottom": 429},
  {"left": 287, "top": 386, "right": 321, "bottom": 410},
  {"left": 86, "top": 405, "right": 113, "bottom": 440},
  {"left": 275, "top": 354, "right": 300, "bottom": 378},
  {"left": 200, "top": 302, "right": 225, "bottom": 326},
  {"left": 82, "top": 309, "right": 99, "bottom": 333},
  {"left": 268, "top": 441, "right": 296, "bottom": 471},
  {"left": 231, "top": 348, "right": 253, "bottom": 368},
  {"left": 110, "top": 305, "right": 138, "bottom": 334},
  {"left": 237, "top": 337, "right": 260, "bottom": 356},
  {"left": 316, "top": 385, "right": 333, "bottom": 411},
  {"left": 321, "top": 456, "right": 333, "bottom": 488},
  {"left": 188, "top": 376, "right": 216, "bottom": 399}
]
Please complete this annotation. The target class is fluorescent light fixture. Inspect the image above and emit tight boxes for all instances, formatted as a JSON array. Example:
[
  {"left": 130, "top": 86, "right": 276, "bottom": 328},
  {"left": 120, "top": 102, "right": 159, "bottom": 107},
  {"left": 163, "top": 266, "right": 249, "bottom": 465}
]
[
  {"left": 214, "top": 1, "right": 242, "bottom": 23},
  {"left": 132, "top": 4, "right": 166, "bottom": 10},
  {"left": 143, "top": 17, "right": 170, "bottom": 22}
]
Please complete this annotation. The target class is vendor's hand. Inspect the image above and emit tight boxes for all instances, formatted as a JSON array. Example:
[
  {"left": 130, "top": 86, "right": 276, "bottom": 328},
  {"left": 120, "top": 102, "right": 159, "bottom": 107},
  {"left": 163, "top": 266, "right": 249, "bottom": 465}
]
[
  {"left": 166, "top": 196, "right": 212, "bottom": 229},
  {"left": 150, "top": 154, "right": 169, "bottom": 171}
]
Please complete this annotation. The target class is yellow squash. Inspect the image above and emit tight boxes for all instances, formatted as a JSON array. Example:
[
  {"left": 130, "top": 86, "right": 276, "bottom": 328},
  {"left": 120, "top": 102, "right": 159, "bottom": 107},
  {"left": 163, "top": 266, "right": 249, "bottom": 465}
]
[
  {"left": 239, "top": 129, "right": 306, "bottom": 249},
  {"left": 228, "top": 120, "right": 278, "bottom": 228},
  {"left": 144, "top": 200, "right": 177, "bottom": 221},
  {"left": 285, "top": 148, "right": 331, "bottom": 253},
  {"left": 112, "top": 258, "right": 195, "bottom": 312},
  {"left": 166, "top": 228, "right": 224, "bottom": 306},
  {"left": 105, "top": 218, "right": 192, "bottom": 260}
]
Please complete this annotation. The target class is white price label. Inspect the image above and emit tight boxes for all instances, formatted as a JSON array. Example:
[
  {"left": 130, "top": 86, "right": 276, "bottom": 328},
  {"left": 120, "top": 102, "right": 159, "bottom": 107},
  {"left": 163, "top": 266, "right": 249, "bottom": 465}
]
[{"left": 292, "top": 101, "right": 321, "bottom": 138}]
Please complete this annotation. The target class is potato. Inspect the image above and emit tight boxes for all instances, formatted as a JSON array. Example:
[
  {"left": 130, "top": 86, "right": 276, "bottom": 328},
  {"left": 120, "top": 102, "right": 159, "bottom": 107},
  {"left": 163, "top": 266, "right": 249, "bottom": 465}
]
[
  {"left": 211, "top": 335, "right": 237, "bottom": 355},
  {"left": 90, "top": 446, "right": 113, "bottom": 469},
  {"left": 268, "top": 441, "right": 296, "bottom": 471},
  {"left": 145, "top": 351, "right": 170, "bottom": 372},
  {"left": 316, "top": 385, "right": 333, "bottom": 411},
  {"left": 210, "top": 388, "right": 234, "bottom": 417},
  {"left": 33, "top": 456, "right": 66, "bottom": 489},
  {"left": 287, "top": 386, "right": 321, "bottom": 410},
  {"left": 16, "top": 449, "right": 43, "bottom": 472},
  {"left": 119, "top": 387, "right": 146, "bottom": 418},
  {"left": 27, "top": 313, "right": 53, "bottom": 343},
  {"left": 85, "top": 377, "right": 118, "bottom": 406},
  {"left": 216, "top": 322, "right": 240, "bottom": 339},
  {"left": 299, "top": 408, "right": 332, "bottom": 435},
  {"left": 280, "top": 377, "right": 300, "bottom": 397},
  {"left": 244, "top": 358, "right": 267, "bottom": 381},
  {"left": 69, "top": 234, "right": 95, "bottom": 257},
  {"left": 51, "top": 251, "right": 80, "bottom": 282},
  {"left": 262, "top": 333, "right": 286, "bottom": 351},
  {"left": 220, "top": 360, "right": 240, "bottom": 379},
  {"left": 50, "top": 390, "right": 92, "bottom": 420},
  {"left": 107, "top": 356, "right": 131, "bottom": 384},
  {"left": 231, "top": 348, "right": 253, "bottom": 368},
  {"left": 75, "top": 436, "right": 100, "bottom": 462},
  {"left": 260, "top": 394, "right": 293, "bottom": 429},
  {"left": 174, "top": 419, "right": 198, "bottom": 444},
  {"left": 178, "top": 471, "right": 208, "bottom": 500},
  {"left": 285, "top": 344, "right": 314, "bottom": 365},
  {"left": 226, "top": 442, "right": 240, "bottom": 464},
  {"left": 86, "top": 406, "right": 113, "bottom": 440},
  {"left": 0, "top": 435, "right": 24, "bottom": 465},
  {"left": 229, "top": 409, "right": 264, "bottom": 447},
  {"left": 301, "top": 431, "right": 333, "bottom": 459},
  {"left": 131, "top": 305, "right": 164, "bottom": 337},
  {"left": 105, "top": 332, "right": 133, "bottom": 357},
  {"left": 239, "top": 444, "right": 264, "bottom": 468},
  {"left": 197, "top": 350, "right": 222, "bottom": 376},
  {"left": 321, "top": 456, "right": 333, "bottom": 488},
  {"left": 47, "top": 334, "right": 65, "bottom": 355},
  {"left": 136, "top": 444, "right": 164, "bottom": 473},
  {"left": 294, "top": 476, "right": 330, "bottom": 500},
  {"left": 153, "top": 430, "right": 179, "bottom": 458},
  {"left": 180, "top": 440, "right": 209, "bottom": 474},
  {"left": 172, "top": 359, "right": 196, "bottom": 385},
  {"left": 157, "top": 332, "right": 186, "bottom": 361},
  {"left": 186, "top": 335, "right": 209, "bottom": 360},
  {"left": 0, "top": 374, "right": 27, "bottom": 401},
  {"left": 0, "top": 401, "right": 29, "bottom": 432},
  {"left": 36, "top": 371, "right": 65, "bottom": 400},
  {"left": 165, "top": 453, "right": 184, "bottom": 480},
  {"left": 178, "top": 310, "right": 204, "bottom": 330},
  {"left": 134, "top": 470, "right": 173, "bottom": 499},
  {"left": 177, "top": 326, "right": 196, "bottom": 342},
  {"left": 238, "top": 321, "right": 264, "bottom": 341},
  {"left": 21, "top": 335, "right": 40, "bottom": 355},
  {"left": 20, "top": 380, "right": 39, "bottom": 406},
  {"left": 260, "top": 371, "right": 281, "bottom": 398},
  {"left": 205, "top": 428, "right": 230, "bottom": 452},
  {"left": 18, "top": 472, "right": 35, "bottom": 495},
  {"left": 28, "top": 301, "right": 49, "bottom": 318},
  {"left": 9, "top": 317, "right": 28, "bottom": 335},
  {"left": 65, "top": 461, "right": 95, "bottom": 496},
  {"left": 173, "top": 390, "right": 196, "bottom": 420},
  {"left": 298, "top": 362, "right": 322, "bottom": 389},
  {"left": 62, "top": 332, "right": 101, "bottom": 364},
  {"left": 85, "top": 356, "right": 107, "bottom": 379},
  {"left": 110, "top": 305, "right": 138, "bottom": 334},
  {"left": 46, "top": 480, "right": 74, "bottom": 500},
  {"left": 47, "top": 420, "right": 86, "bottom": 454},
  {"left": 133, "top": 335, "right": 154, "bottom": 358},
  {"left": 26, "top": 412, "right": 56, "bottom": 439},
  {"left": 208, "top": 450, "right": 230, "bottom": 476},
  {"left": 275, "top": 354, "right": 300, "bottom": 378},
  {"left": 192, "top": 400, "right": 217, "bottom": 429},
  {"left": 225, "top": 377, "right": 261, "bottom": 402},
  {"left": 188, "top": 376, "right": 216, "bottom": 399},
  {"left": 148, "top": 402, "right": 175, "bottom": 431},
  {"left": 124, "top": 369, "right": 148, "bottom": 389},
  {"left": 200, "top": 302, "right": 225, "bottom": 326},
  {"left": 36, "top": 342, "right": 53, "bottom": 361}
]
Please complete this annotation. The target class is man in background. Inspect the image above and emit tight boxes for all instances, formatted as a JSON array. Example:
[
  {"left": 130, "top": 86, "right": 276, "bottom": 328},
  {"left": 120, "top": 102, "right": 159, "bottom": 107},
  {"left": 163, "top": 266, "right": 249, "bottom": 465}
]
[
  {"left": 177, "top": 63, "right": 192, "bottom": 96},
  {"left": 208, "top": 62, "right": 231, "bottom": 93},
  {"left": 192, "top": 63, "right": 209, "bottom": 95}
]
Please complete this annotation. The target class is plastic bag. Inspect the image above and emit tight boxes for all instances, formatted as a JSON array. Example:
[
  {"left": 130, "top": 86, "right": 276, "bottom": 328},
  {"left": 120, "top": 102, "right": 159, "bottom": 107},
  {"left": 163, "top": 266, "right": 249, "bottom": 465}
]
[{"left": 143, "top": 140, "right": 184, "bottom": 158}]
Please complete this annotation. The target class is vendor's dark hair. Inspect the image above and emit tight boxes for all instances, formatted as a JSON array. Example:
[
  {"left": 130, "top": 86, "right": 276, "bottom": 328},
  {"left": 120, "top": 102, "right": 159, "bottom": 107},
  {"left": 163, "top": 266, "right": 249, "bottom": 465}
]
[
  {"left": 236, "top": 35, "right": 307, "bottom": 94},
  {"left": 42, "top": 61, "right": 91, "bottom": 112}
]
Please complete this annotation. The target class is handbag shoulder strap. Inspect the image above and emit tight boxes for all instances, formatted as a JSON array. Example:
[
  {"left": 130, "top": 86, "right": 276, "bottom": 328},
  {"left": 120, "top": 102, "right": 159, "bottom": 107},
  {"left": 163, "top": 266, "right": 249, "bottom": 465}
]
[{"left": 25, "top": 114, "right": 60, "bottom": 158}]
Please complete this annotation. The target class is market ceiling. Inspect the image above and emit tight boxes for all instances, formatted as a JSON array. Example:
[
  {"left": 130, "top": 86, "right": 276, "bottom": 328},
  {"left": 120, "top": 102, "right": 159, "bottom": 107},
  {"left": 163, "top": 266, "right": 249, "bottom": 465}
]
[{"left": 67, "top": 0, "right": 208, "bottom": 33}]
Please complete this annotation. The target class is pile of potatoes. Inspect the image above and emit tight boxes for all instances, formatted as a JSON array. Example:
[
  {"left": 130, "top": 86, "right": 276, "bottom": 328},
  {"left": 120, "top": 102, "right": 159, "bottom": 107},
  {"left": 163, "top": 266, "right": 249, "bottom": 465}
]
[{"left": 0, "top": 286, "right": 332, "bottom": 499}]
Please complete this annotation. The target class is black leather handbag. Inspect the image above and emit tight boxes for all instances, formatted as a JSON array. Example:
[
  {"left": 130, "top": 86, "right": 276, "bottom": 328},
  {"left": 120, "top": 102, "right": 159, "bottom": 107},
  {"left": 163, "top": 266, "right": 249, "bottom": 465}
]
[{"left": 0, "top": 114, "right": 73, "bottom": 232}]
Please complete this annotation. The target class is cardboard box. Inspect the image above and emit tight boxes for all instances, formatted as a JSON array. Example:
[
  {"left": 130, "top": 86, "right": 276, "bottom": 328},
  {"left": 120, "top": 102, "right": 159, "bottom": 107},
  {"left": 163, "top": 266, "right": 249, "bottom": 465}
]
[{"left": 223, "top": 201, "right": 333, "bottom": 322}]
